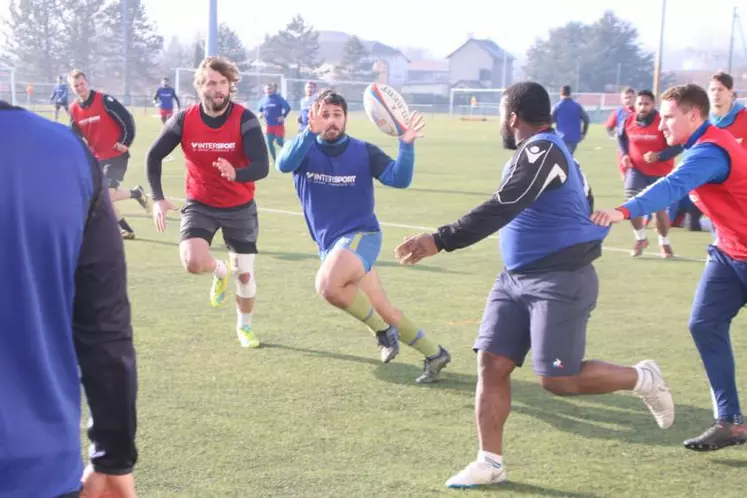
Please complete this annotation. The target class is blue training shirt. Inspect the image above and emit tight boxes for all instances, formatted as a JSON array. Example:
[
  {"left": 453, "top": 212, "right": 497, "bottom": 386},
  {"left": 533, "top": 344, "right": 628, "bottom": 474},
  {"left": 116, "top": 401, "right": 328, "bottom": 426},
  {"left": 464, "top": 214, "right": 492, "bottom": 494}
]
[
  {"left": 0, "top": 102, "right": 138, "bottom": 497},
  {"left": 154, "top": 86, "right": 179, "bottom": 110},
  {"left": 276, "top": 127, "right": 415, "bottom": 251},
  {"left": 51, "top": 83, "right": 68, "bottom": 103},
  {"left": 258, "top": 93, "right": 291, "bottom": 126},
  {"left": 552, "top": 98, "right": 589, "bottom": 144}
]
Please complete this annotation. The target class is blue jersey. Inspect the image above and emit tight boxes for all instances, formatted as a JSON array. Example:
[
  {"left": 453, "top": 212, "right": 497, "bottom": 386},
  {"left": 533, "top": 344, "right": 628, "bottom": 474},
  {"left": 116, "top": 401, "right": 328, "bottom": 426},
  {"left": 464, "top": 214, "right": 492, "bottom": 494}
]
[
  {"left": 552, "top": 98, "right": 588, "bottom": 144},
  {"left": 258, "top": 93, "right": 291, "bottom": 126},
  {"left": 298, "top": 94, "right": 316, "bottom": 128},
  {"left": 154, "top": 86, "right": 178, "bottom": 110},
  {"left": 51, "top": 83, "right": 68, "bottom": 103},
  {"left": 0, "top": 102, "right": 138, "bottom": 497},
  {"left": 276, "top": 128, "right": 416, "bottom": 251}
]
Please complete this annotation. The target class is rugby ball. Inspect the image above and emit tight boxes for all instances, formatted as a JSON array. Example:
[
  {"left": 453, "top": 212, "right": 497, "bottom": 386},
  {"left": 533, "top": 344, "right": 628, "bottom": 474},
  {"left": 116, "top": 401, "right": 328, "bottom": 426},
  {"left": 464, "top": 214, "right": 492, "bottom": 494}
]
[{"left": 363, "top": 83, "right": 410, "bottom": 137}]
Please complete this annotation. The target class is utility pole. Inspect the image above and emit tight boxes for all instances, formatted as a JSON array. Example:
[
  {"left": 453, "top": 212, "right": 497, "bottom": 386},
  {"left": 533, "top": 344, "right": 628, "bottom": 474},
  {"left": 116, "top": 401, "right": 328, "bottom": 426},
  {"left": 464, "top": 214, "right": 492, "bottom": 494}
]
[
  {"left": 728, "top": 6, "right": 737, "bottom": 74},
  {"left": 653, "top": 0, "right": 667, "bottom": 98}
]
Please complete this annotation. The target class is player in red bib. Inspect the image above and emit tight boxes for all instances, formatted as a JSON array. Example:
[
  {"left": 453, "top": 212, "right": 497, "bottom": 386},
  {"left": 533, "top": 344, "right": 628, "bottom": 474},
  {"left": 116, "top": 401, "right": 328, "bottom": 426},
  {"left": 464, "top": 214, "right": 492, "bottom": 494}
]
[
  {"left": 146, "top": 57, "right": 270, "bottom": 349},
  {"left": 617, "top": 90, "right": 682, "bottom": 257},
  {"left": 709, "top": 71, "right": 747, "bottom": 146},
  {"left": 604, "top": 87, "right": 635, "bottom": 177},
  {"left": 68, "top": 69, "right": 149, "bottom": 239},
  {"left": 592, "top": 84, "right": 747, "bottom": 452}
]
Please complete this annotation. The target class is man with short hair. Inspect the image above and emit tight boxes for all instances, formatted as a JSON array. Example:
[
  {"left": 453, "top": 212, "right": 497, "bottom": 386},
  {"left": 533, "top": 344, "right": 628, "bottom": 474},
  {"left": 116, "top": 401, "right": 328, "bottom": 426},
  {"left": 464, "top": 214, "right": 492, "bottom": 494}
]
[
  {"left": 258, "top": 82, "right": 291, "bottom": 161},
  {"left": 276, "top": 90, "right": 451, "bottom": 383},
  {"left": 298, "top": 80, "right": 317, "bottom": 131},
  {"left": 0, "top": 100, "right": 138, "bottom": 498},
  {"left": 147, "top": 56, "right": 270, "bottom": 349},
  {"left": 154, "top": 76, "right": 180, "bottom": 125},
  {"left": 50, "top": 75, "right": 69, "bottom": 121},
  {"left": 593, "top": 83, "right": 747, "bottom": 452},
  {"left": 396, "top": 81, "right": 674, "bottom": 488},
  {"left": 69, "top": 69, "right": 150, "bottom": 239},
  {"left": 551, "top": 85, "right": 590, "bottom": 154},
  {"left": 618, "top": 89, "right": 682, "bottom": 257},
  {"left": 708, "top": 71, "right": 747, "bottom": 146}
]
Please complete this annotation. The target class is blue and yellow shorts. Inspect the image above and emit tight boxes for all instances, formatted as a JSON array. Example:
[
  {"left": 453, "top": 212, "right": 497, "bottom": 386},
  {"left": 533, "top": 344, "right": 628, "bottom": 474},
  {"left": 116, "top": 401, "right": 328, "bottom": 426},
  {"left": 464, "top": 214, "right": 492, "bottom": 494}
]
[{"left": 320, "top": 231, "right": 382, "bottom": 273}]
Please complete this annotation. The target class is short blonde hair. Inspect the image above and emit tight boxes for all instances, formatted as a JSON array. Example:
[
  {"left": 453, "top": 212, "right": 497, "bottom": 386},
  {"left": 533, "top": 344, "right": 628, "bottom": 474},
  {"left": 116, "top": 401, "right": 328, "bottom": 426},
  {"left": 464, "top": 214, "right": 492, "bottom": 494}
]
[
  {"left": 193, "top": 56, "right": 240, "bottom": 94},
  {"left": 68, "top": 69, "right": 87, "bottom": 82}
]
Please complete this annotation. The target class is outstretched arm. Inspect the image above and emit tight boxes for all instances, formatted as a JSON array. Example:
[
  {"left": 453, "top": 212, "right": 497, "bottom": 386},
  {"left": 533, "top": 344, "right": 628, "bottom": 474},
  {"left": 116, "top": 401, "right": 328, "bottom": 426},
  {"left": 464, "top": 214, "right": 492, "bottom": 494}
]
[
  {"left": 276, "top": 126, "right": 316, "bottom": 173},
  {"left": 617, "top": 144, "right": 729, "bottom": 220}
]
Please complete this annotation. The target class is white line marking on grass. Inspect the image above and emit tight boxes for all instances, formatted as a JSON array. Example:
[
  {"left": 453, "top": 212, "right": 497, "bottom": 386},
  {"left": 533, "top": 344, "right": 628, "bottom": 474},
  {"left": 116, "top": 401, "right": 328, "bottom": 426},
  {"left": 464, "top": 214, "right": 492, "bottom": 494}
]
[{"left": 166, "top": 197, "right": 706, "bottom": 263}]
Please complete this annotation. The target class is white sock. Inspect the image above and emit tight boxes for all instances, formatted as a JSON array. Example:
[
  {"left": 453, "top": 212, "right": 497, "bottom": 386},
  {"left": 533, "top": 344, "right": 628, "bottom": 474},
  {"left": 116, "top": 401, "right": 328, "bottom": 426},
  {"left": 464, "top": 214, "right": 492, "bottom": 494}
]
[
  {"left": 633, "top": 365, "right": 652, "bottom": 394},
  {"left": 658, "top": 235, "right": 669, "bottom": 246},
  {"left": 634, "top": 229, "right": 647, "bottom": 241},
  {"left": 237, "top": 312, "right": 253, "bottom": 328},
  {"left": 477, "top": 450, "right": 503, "bottom": 468},
  {"left": 213, "top": 260, "right": 228, "bottom": 278}
]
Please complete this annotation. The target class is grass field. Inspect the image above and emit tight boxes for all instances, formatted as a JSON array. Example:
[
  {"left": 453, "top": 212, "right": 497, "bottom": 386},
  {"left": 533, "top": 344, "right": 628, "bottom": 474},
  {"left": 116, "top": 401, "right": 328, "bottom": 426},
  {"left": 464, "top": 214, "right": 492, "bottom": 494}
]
[{"left": 97, "top": 109, "right": 746, "bottom": 497}]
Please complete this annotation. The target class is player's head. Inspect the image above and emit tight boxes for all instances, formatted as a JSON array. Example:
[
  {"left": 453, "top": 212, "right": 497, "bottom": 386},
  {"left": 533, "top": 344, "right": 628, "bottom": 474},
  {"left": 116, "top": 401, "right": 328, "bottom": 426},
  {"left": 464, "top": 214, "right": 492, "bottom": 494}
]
[
  {"left": 621, "top": 87, "right": 635, "bottom": 107},
  {"left": 194, "top": 56, "right": 239, "bottom": 114},
  {"left": 315, "top": 89, "right": 347, "bottom": 141},
  {"left": 635, "top": 90, "right": 655, "bottom": 118},
  {"left": 162, "top": 77, "right": 170, "bottom": 87},
  {"left": 500, "top": 81, "right": 552, "bottom": 150},
  {"left": 560, "top": 85, "right": 571, "bottom": 98},
  {"left": 57, "top": 76, "right": 64, "bottom": 84},
  {"left": 305, "top": 81, "right": 316, "bottom": 96},
  {"left": 708, "top": 71, "right": 734, "bottom": 113},
  {"left": 68, "top": 69, "right": 90, "bottom": 100},
  {"left": 264, "top": 84, "right": 274, "bottom": 95},
  {"left": 659, "top": 84, "right": 710, "bottom": 146}
]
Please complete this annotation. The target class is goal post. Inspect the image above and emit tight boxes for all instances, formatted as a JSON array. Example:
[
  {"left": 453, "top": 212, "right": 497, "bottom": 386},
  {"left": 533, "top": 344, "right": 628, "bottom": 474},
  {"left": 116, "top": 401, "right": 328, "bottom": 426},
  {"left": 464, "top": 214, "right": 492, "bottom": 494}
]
[{"left": 0, "top": 62, "right": 17, "bottom": 105}]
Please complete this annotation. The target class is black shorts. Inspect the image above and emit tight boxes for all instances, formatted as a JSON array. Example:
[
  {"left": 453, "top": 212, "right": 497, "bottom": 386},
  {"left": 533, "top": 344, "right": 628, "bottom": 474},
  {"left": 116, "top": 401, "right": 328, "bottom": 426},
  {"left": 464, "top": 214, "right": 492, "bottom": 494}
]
[
  {"left": 179, "top": 199, "right": 259, "bottom": 254},
  {"left": 55, "top": 101, "right": 68, "bottom": 110},
  {"left": 101, "top": 154, "right": 129, "bottom": 189}
]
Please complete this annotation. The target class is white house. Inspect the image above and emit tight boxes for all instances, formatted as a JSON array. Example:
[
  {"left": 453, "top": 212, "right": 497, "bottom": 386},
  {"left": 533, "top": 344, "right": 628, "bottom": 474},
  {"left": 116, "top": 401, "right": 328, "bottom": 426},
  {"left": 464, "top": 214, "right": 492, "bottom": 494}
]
[{"left": 446, "top": 37, "right": 515, "bottom": 89}]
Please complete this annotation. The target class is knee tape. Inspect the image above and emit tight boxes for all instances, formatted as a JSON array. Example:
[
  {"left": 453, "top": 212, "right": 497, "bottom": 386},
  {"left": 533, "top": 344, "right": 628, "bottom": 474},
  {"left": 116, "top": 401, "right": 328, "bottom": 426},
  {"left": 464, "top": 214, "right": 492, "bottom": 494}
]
[{"left": 234, "top": 253, "right": 256, "bottom": 298}]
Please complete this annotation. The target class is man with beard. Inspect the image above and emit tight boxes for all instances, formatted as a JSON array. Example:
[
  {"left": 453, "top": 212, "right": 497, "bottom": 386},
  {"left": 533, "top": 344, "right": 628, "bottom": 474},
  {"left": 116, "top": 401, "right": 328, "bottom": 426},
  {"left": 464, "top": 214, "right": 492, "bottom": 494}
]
[
  {"left": 146, "top": 56, "right": 270, "bottom": 349},
  {"left": 393, "top": 81, "right": 675, "bottom": 488},
  {"left": 275, "top": 90, "right": 451, "bottom": 384},
  {"left": 618, "top": 90, "right": 683, "bottom": 257}
]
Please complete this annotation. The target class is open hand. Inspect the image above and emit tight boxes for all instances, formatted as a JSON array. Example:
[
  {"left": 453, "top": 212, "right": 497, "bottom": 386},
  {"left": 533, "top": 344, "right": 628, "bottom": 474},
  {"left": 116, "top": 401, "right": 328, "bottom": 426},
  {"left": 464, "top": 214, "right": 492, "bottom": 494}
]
[
  {"left": 400, "top": 111, "right": 425, "bottom": 144},
  {"left": 213, "top": 157, "right": 236, "bottom": 181},
  {"left": 394, "top": 233, "right": 438, "bottom": 265},
  {"left": 590, "top": 209, "right": 625, "bottom": 227}
]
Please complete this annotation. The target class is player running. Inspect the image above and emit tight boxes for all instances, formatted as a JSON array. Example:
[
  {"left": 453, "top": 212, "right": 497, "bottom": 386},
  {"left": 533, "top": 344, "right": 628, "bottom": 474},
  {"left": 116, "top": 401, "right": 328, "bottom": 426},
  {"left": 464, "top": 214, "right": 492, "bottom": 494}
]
[
  {"left": 146, "top": 56, "right": 270, "bottom": 349},
  {"left": 275, "top": 90, "right": 451, "bottom": 384},
  {"left": 604, "top": 87, "right": 635, "bottom": 178},
  {"left": 154, "top": 76, "right": 180, "bottom": 125},
  {"left": 258, "top": 83, "right": 291, "bottom": 161},
  {"left": 396, "top": 81, "right": 674, "bottom": 488},
  {"left": 617, "top": 90, "right": 682, "bottom": 257},
  {"left": 68, "top": 69, "right": 149, "bottom": 239},
  {"left": 593, "top": 83, "right": 747, "bottom": 452},
  {"left": 49, "top": 76, "right": 69, "bottom": 122}
]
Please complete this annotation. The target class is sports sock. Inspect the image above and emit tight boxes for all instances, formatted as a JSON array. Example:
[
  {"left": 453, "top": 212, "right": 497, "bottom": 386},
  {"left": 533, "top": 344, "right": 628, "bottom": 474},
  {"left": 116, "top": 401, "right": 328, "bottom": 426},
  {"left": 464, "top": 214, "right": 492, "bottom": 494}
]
[
  {"left": 634, "top": 228, "right": 647, "bottom": 241},
  {"left": 633, "top": 364, "right": 653, "bottom": 394},
  {"left": 237, "top": 311, "right": 253, "bottom": 329},
  {"left": 658, "top": 235, "right": 669, "bottom": 246},
  {"left": 118, "top": 218, "right": 134, "bottom": 233},
  {"left": 343, "top": 290, "right": 389, "bottom": 333},
  {"left": 397, "top": 315, "right": 440, "bottom": 357},
  {"left": 266, "top": 136, "right": 276, "bottom": 160},
  {"left": 477, "top": 450, "right": 503, "bottom": 468},
  {"left": 213, "top": 260, "right": 228, "bottom": 279}
]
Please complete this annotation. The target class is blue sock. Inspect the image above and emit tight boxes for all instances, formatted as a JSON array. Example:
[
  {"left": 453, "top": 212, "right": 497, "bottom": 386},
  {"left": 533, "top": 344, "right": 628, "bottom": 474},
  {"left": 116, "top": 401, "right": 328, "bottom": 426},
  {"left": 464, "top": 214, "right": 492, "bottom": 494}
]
[{"left": 265, "top": 134, "right": 276, "bottom": 160}]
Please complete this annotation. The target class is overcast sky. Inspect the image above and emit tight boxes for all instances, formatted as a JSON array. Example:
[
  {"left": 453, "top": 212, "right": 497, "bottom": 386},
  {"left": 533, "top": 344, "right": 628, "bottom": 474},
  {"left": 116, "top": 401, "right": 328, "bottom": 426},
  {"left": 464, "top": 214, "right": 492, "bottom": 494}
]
[{"left": 1, "top": 0, "right": 745, "bottom": 60}]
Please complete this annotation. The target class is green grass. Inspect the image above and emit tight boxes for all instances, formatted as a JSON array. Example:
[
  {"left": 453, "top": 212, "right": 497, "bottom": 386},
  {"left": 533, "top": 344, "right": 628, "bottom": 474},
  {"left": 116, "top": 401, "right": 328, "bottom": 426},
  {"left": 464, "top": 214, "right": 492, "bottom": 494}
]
[{"left": 104, "top": 109, "right": 746, "bottom": 497}]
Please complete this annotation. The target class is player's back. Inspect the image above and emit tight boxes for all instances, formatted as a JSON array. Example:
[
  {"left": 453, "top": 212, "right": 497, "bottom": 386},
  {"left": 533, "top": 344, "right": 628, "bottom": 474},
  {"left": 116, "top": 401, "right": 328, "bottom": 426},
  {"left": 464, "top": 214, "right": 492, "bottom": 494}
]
[
  {"left": 553, "top": 99, "right": 583, "bottom": 143},
  {"left": 0, "top": 103, "right": 95, "bottom": 497}
]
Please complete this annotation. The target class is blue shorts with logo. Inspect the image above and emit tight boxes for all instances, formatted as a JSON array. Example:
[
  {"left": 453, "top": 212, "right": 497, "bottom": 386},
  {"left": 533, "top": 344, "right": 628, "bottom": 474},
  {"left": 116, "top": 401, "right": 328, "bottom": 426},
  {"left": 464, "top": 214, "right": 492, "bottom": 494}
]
[{"left": 319, "top": 231, "right": 382, "bottom": 272}]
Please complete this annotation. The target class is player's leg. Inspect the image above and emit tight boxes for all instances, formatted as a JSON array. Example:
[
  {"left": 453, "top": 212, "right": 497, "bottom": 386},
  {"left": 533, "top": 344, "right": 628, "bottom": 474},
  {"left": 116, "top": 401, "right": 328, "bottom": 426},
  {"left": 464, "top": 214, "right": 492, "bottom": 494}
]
[
  {"left": 53, "top": 104, "right": 60, "bottom": 121},
  {"left": 265, "top": 132, "right": 278, "bottom": 161},
  {"left": 178, "top": 201, "right": 229, "bottom": 306},
  {"left": 100, "top": 157, "right": 144, "bottom": 239},
  {"left": 654, "top": 208, "right": 673, "bottom": 257},
  {"left": 222, "top": 201, "right": 261, "bottom": 348},
  {"left": 684, "top": 246, "right": 747, "bottom": 451},
  {"left": 315, "top": 232, "right": 396, "bottom": 360},
  {"left": 446, "top": 271, "right": 529, "bottom": 488},
  {"left": 358, "top": 267, "right": 450, "bottom": 383},
  {"left": 275, "top": 125, "right": 286, "bottom": 149},
  {"left": 623, "top": 169, "right": 649, "bottom": 256},
  {"left": 525, "top": 264, "right": 674, "bottom": 429}
]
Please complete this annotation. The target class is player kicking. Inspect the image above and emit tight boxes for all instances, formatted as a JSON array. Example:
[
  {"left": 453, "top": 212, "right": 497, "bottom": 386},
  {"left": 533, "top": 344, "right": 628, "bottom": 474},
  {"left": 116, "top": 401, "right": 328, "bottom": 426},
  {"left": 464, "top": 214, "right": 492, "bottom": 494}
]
[
  {"left": 618, "top": 90, "right": 682, "bottom": 257},
  {"left": 258, "top": 83, "right": 291, "bottom": 161},
  {"left": 146, "top": 56, "right": 270, "bottom": 348},
  {"left": 275, "top": 90, "right": 451, "bottom": 384},
  {"left": 395, "top": 81, "right": 674, "bottom": 487},
  {"left": 49, "top": 76, "right": 69, "bottom": 122},
  {"left": 68, "top": 69, "right": 149, "bottom": 239},
  {"left": 593, "top": 84, "right": 747, "bottom": 452}
]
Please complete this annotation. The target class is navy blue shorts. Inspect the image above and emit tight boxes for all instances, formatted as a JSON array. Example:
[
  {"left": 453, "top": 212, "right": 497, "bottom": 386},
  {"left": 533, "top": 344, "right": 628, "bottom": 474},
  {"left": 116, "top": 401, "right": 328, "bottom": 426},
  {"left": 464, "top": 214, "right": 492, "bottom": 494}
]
[
  {"left": 473, "top": 264, "right": 599, "bottom": 377},
  {"left": 624, "top": 168, "right": 662, "bottom": 199}
]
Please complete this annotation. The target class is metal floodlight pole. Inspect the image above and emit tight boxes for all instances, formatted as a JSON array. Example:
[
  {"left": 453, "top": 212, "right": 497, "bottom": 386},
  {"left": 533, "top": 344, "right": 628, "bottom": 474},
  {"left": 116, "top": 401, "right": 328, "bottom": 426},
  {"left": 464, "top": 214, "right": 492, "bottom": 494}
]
[
  {"left": 122, "top": 0, "right": 131, "bottom": 105},
  {"left": 653, "top": 0, "right": 666, "bottom": 98},
  {"left": 207, "top": 0, "right": 218, "bottom": 56},
  {"left": 728, "top": 7, "right": 737, "bottom": 74}
]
